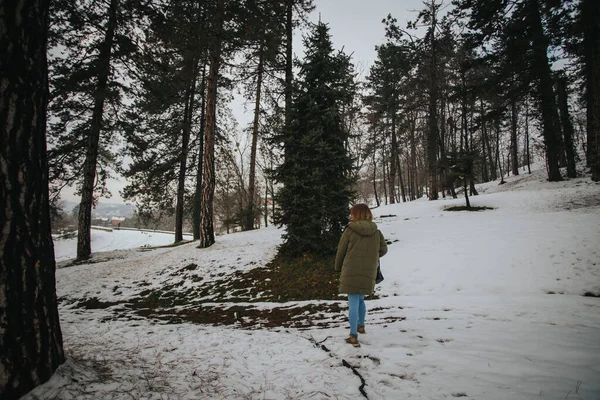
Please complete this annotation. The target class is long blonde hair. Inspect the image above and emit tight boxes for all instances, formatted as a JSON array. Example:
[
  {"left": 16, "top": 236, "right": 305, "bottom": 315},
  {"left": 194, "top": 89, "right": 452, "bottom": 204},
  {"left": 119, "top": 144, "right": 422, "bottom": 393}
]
[{"left": 350, "top": 203, "right": 373, "bottom": 222}]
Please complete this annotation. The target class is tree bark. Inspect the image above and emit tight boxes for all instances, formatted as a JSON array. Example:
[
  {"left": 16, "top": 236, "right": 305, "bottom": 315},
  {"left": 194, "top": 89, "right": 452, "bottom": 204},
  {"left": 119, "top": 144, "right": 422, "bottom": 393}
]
[
  {"left": 193, "top": 63, "right": 207, "bottom": 240},
  {"left": 480, "top": 100, "right": 494, "bottom": 182},
  {"left": 462, "top": 109, "right": 478, "bottom": 196},
  {"left": 270, "top": 159, "right": 276, "bottom": 222},
  {"left": 382, "top": 136, "right": 388, "bottom": 205},
  {"left": 175, "top": 59, "right": 199, "bottom": 243},
  {"left": 485, "top": 122, "right": 496, "bottom": 180},
  {"left": 510, "top": 98, "right": 520, "bottom": 176},
  {"left": 529, "top": 0, "right": 562, "bottom": 181},
  {"left": 410, "top": 113, "right": 418, "bottom": 200},
  {"left": 264, "top": 185, "right": 268, "bottom": 227},
  {"left": 496, "top": 119, "right": 506, "bottom": 184},
  {"left": 199, "top": 0, "right": 224, "bottom": 248},
  {"left": 388, "top": 116, "right": 397, "bottom": 204},
  {"left": 556, "top": 77, "right": 577, "bottom": 178},
  {"left": 525, "top": 97, "right": 532, "bottom": 174},
  {"left": 396, "top": 151, "right": 407, "bottom": 203},
  {"left": 0, "top": 0, "right": 65, "bottom": 397},
  {"left": 406, "top": 158, "right": 413, "bottom": 200},
  {"left": 371, "top": 127, "right": 380, "bottom": 207},
  {"left": 582, "top": 0, "right": 600, "bottom": 181},
  {"left": 285, "top": 0, "right": 293, "bottom": 135},
  {"left": 427, "top": 0, "right": 439, "bottom": 200},
  {"left": 77, "top": 0, "right": 118, "bottom": 259},
  {"left": 463, "top": 177, "right": 471, "bottom": 208},
  {"left": 439, "top": 87, "right": 448, "bottom": 198},
  {"left": 246, "top": 46, "right": 264, "bottom": 231}
]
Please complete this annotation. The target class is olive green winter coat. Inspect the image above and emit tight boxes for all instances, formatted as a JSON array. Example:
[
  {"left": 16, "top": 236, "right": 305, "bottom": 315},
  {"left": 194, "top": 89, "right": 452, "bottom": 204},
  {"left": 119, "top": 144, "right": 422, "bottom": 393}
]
[{"left": 335, "top": 220, "right": 388, "bottom": 295}]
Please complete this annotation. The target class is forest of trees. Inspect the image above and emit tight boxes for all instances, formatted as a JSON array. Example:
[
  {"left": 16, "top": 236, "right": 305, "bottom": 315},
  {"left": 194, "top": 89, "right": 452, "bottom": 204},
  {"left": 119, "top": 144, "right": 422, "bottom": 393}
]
[
  {"left": 2, "top": 0, "right": 599, "bottom": 396},
  {"left": 44, "top": 0, "right": 599, "bottom": 260}
]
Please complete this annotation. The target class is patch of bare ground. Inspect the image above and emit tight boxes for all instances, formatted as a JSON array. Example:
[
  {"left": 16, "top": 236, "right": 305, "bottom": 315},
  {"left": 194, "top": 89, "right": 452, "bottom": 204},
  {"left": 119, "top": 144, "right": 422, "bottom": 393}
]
[
  {"left": 130, "top": 302, "right": 347, "bottom": 329},
  {"left": 445, "top": 206, "right": 494, "bottom": 212},
  {"left": 63, "top": 254, "right": 374, "bottom": 329}
]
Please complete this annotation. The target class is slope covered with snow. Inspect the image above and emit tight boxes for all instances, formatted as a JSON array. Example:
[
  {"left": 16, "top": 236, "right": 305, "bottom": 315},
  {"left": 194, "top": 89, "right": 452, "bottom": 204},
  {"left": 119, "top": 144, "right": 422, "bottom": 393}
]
[
  {"left": 53, "top": 229, "right": 193, "bottom": 262},
  {"left": 25, "top": 168, "right": 600, "bottom": 400}
]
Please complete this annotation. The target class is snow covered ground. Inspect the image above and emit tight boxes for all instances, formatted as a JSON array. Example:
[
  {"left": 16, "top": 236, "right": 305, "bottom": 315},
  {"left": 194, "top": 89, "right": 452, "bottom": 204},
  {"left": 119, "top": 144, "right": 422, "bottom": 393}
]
[
  {"left": 25, "top": 167, "right": 600, "bottom": 400},
  {"left": 53, "top": 229, "right": 193, "bottom": 262}
]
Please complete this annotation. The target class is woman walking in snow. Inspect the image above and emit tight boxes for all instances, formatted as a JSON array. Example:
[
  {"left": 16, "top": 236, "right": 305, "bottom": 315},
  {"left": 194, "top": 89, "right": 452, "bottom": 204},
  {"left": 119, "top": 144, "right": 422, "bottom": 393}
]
[{"left": 335, "top": 203, "right": 388, "bottom": 347}]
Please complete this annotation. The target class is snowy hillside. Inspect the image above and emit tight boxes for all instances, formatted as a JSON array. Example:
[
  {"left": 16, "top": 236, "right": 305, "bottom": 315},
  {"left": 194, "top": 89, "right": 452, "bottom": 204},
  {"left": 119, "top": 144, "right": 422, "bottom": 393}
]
[
  {"left": 25, "top": 167, "right": 600, "bottom": 400},
  {"left": 53, "top": 229, "right": 193, "bottom": 262}
]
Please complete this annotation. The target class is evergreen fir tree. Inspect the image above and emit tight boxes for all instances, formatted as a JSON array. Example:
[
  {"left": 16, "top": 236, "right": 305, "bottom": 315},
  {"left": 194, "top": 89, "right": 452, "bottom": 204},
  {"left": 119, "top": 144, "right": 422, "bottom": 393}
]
[{"left": 272, "top": 22, "right": 356, "bottom": 257}]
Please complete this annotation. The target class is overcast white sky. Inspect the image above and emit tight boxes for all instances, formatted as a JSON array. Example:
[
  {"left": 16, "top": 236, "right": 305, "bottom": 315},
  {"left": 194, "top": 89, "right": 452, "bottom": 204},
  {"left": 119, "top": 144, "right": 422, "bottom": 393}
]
[
  {"left": 308, "top": 0, "right": 425, "bottom": 74},
  {"left": 61, "top": 0, "right": 427, "bottom": 205}
]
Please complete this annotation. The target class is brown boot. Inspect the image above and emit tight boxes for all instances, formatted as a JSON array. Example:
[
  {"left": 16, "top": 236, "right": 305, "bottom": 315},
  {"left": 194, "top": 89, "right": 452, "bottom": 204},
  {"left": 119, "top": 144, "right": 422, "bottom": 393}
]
[
  {"left": 357, "top": 325, "right": 366, "bottom": 334},
  {"left": 345, "top": 334, "right": 360, "bottom": 347}
]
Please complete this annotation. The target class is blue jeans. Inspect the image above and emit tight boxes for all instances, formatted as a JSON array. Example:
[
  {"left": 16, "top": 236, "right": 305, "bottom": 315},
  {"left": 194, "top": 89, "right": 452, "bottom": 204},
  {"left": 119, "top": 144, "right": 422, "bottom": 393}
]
[{"left": 348, "top": 294, "right": 366, "bottom": 335}]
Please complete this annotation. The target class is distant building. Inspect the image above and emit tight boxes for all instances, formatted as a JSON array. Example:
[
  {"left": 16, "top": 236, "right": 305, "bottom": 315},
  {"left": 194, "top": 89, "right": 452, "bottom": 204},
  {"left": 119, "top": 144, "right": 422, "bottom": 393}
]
[{"left": 111, "top": 217, "right": 126, "bottom": 229}]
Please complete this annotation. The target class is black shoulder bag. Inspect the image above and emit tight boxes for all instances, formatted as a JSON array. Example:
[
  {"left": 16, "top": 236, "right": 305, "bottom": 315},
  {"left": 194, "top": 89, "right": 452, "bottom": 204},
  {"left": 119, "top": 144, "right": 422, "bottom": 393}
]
[{"left": 376, "top": 260, "right": 384, "bottom": 284}]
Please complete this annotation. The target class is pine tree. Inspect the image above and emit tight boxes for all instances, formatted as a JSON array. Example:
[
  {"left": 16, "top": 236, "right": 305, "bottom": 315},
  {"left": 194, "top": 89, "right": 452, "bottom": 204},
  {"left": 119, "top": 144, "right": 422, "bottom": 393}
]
[
  {"left": 237, "top": 0, "right": 287, "bottom": 231},
  {"left": 272, "top": 22, "right": 356, "bottom": 256},
  {"left": 365, "top": 42, "right": 411, "bottom": 205},
  {"left": 199, "top": 0, "right": 227, "bottom": 248},
  {"left": 239, "top": 0, "right": 314, "bottom": 232},
  {"left": 47, "top": 0, "right": 139, "bottom": 259},
  {"left": 423, "top": 0, "right": 443, "bottom": 199},
  {"left": 122, "top": 0, "right": 211, "bottom": 243},
  {"left": 576, "top": 0, "right": 600, "bottom": 180},
  {"left": 455, "top": 0, "right": 567, "bottom": 182},
  {"left": 282, "top": 0, "right": 315, "bottom": 155}
]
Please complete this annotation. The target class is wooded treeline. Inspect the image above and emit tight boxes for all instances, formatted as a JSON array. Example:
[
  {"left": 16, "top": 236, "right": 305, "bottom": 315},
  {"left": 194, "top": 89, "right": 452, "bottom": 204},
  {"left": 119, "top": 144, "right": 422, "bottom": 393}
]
[
  {"left": 45, "top": 0, "right": 599, "bottom": 259},
  {"left": 363, "top": 0, "right": 599, "bottom": 208}
]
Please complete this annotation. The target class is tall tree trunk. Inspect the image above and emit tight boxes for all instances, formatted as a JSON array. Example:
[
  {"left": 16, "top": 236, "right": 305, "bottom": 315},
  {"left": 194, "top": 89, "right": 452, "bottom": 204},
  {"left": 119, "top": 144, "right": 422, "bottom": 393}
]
[
  {"left": 582, "top": 0, "right": 600, "bottom": 181},
  {"left": 479, "top": 109, "right": 489, "bottom": 182},
  {"left": 463, "top": 177, "right": 471, "bottom": 208},
  {"left": 0, "top": 0, "right": 65, "bottom": 396},
  {"left": 200, "top": 0, "right": 224, "bottom": 248},
  {"left": 396, "top": 151, "right": 407, "bottom": 203},
  {"left": 193, "top": 63, "right": 207, "bottom": 240},
  {"left": 529, "top": 0, "right": 562, "bottom": 181},
  {"left": 410, "top": 113, "right": 418, "bottom": 200},
  {"left": 463, "top": 111, "right": 478, "bottom": 196},
  {"left": 388, "top": 116, "right": 397, "bottom": 204},
  {"left": 246, "top": 46, "right": 264, "bottom": 231},
  {"left": 483, "top": 111, "right": 495, "bottom": 181},
  {"left": 371, "top": 128, "right": 380, "bottom": 207},
  {"left": 525, "top": 97, "right": 532, "bottom": 174},
  {"left": 406, "top": 158, "right": 413, "bottom": 200},
  {"left": 382, "top": 142, "right": 388, "bottom": 205},
  {"left": 264, "top": 185, "right": 268, "bottom": 227},
  {"left": 427, "top": 0, "right": 439, "bottom": 200},
  {"left": 486, "top": 126, "right": 496, "bottom": 181},
  {"left": 175, "top": 60, "right": 199, "bottom": 243},
  {"left": 439, "top": 87, "right": 448, "bottom": 198},
  {"left": 285, "top": 0, "right": 293, "bottom": 135},
  {"left": 510, "top": 98, "right": 520, "bottom": 176},
  {"left": 270, "top": 163, "right": 276, "bottom": 222},
  {"left": 77, "top": 0, "right": 118, "bottom": 259},
  {"left": 556, "top": 77, "right": 577, "bottom": 178},
  {"left": 496, "top": 119, "right": 506, "bottom": 184}
]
